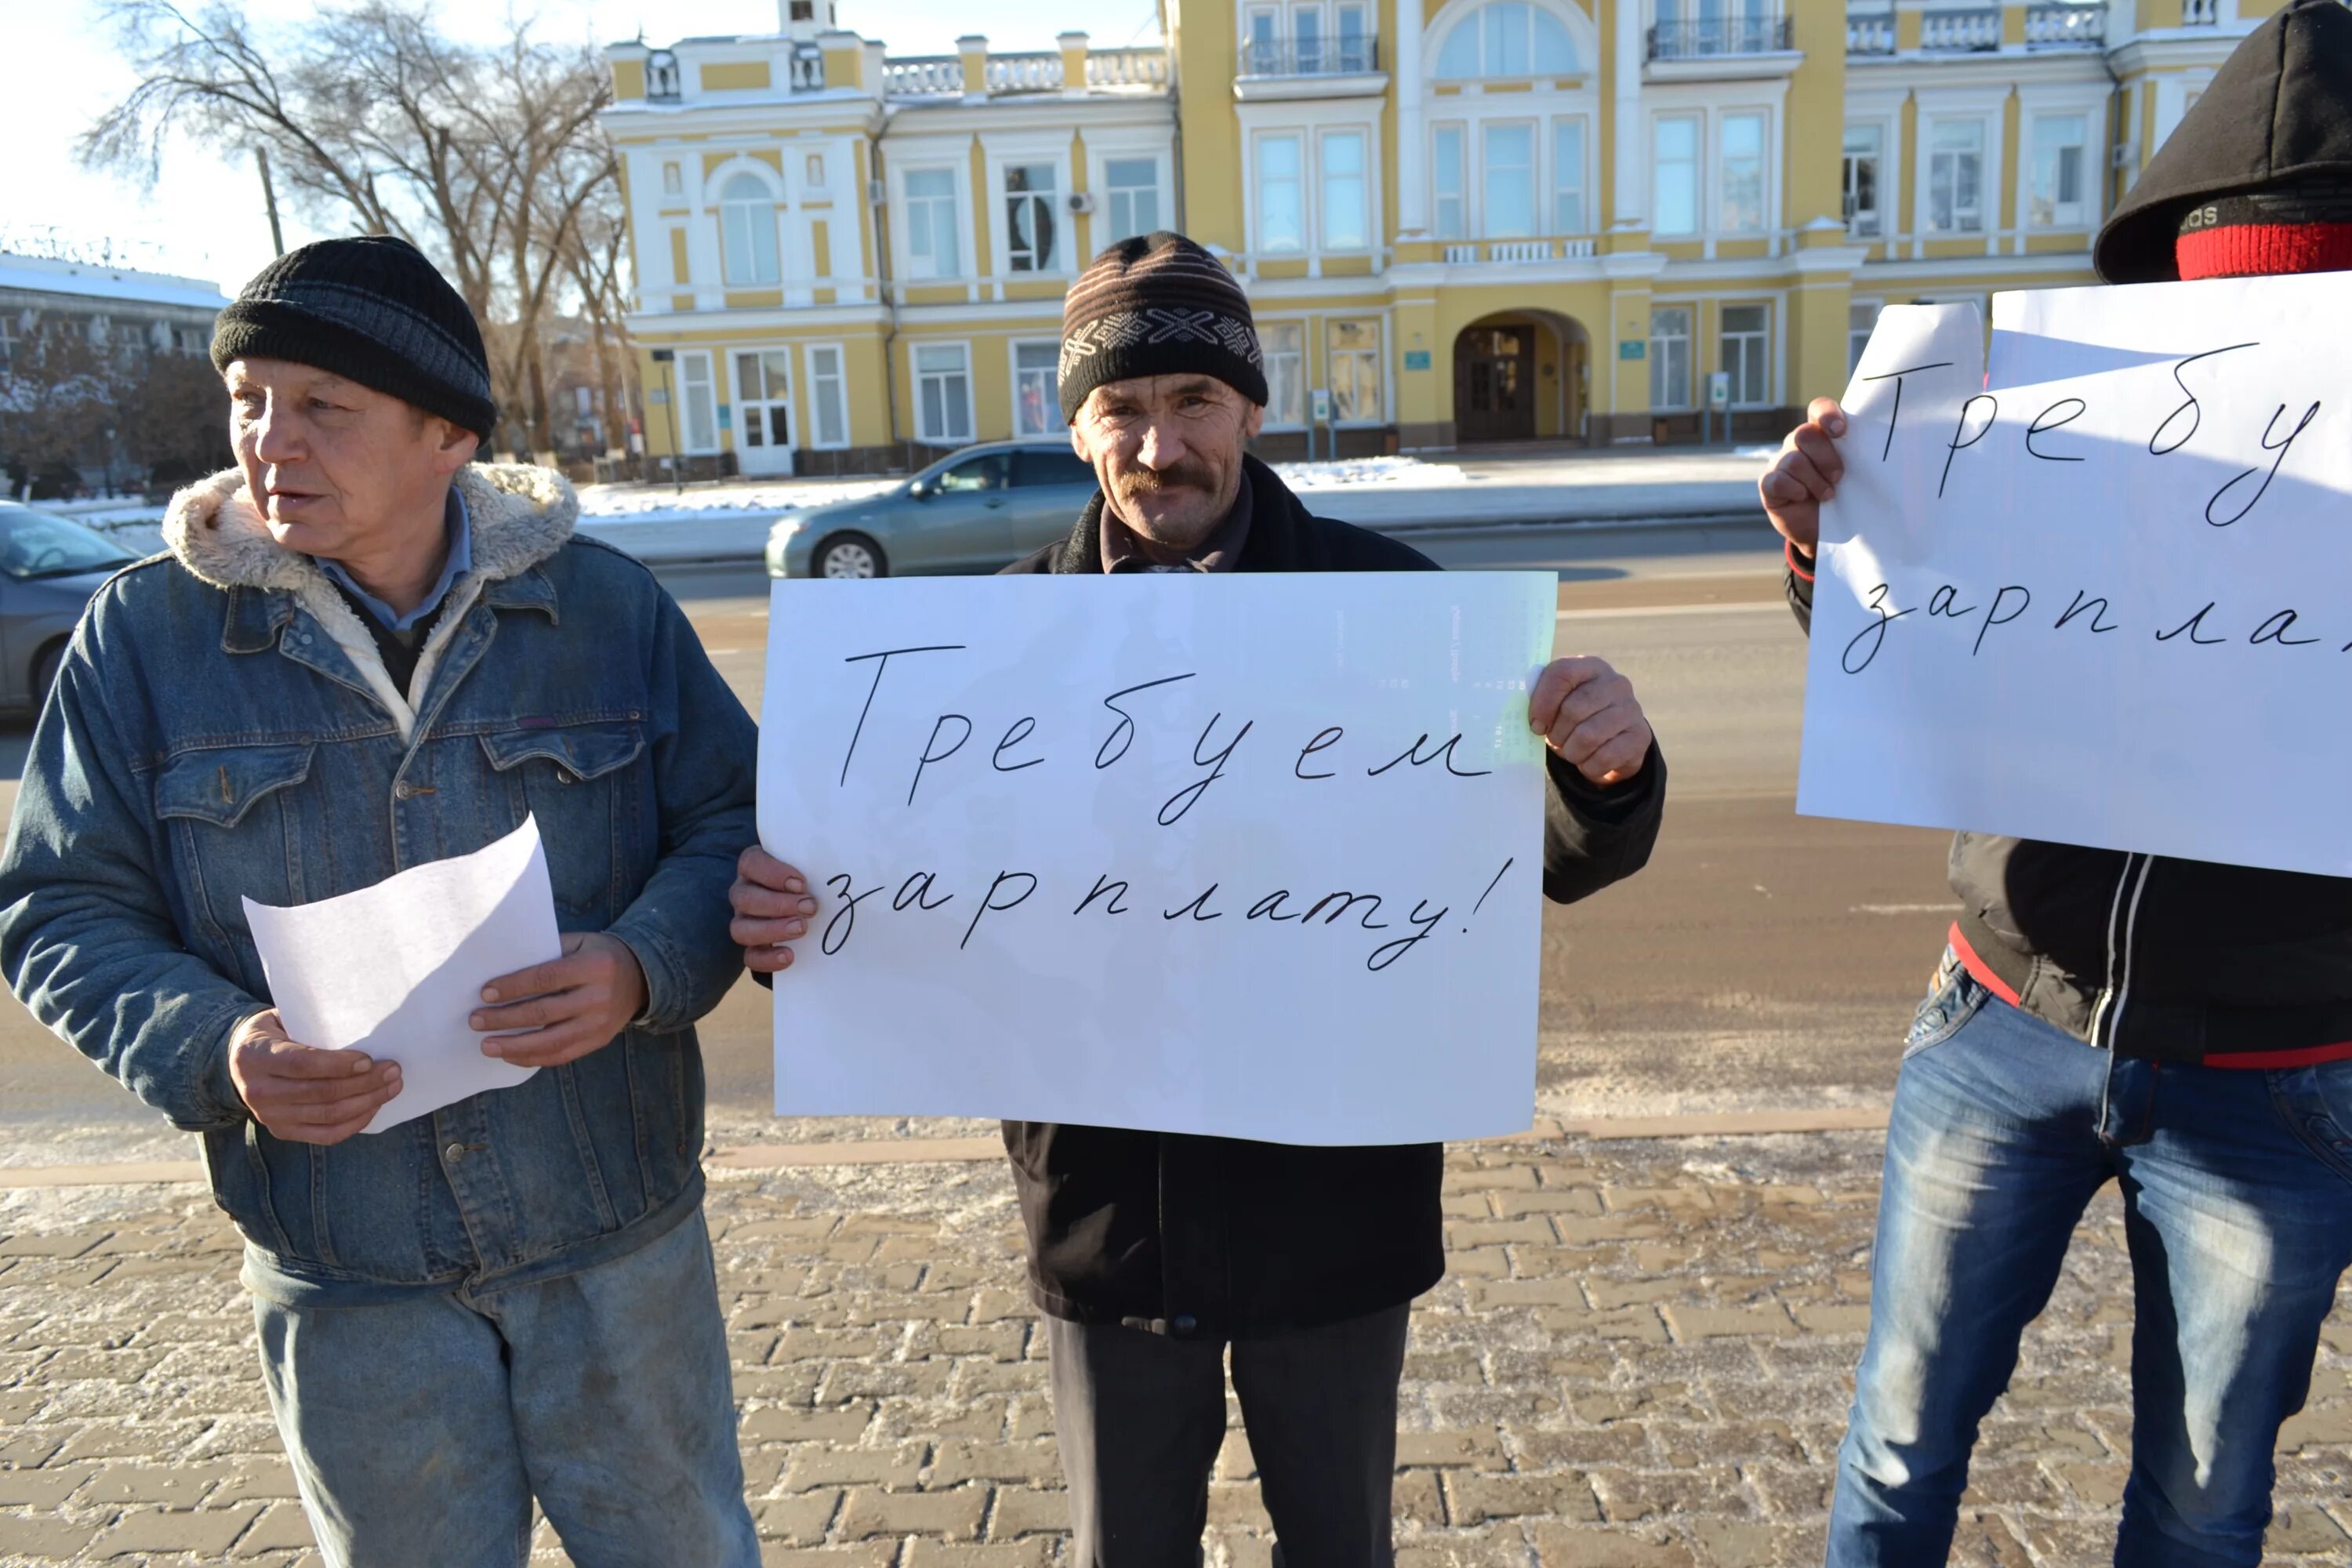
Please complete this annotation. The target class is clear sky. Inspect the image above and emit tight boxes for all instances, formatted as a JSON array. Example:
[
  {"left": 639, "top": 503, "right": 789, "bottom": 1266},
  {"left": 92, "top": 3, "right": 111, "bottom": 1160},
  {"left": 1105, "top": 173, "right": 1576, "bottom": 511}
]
[{"left": 9, "top": 0, "right": 1161, "bottom": 295}]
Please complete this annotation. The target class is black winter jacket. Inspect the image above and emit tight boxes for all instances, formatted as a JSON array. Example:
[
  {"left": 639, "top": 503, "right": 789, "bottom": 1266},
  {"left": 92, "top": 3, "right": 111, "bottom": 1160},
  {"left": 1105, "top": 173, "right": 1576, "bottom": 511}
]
[
  {"left": 999, "top": 455, "right": 1665, "bottom": 1338},
  {"left": 1784, "top": 0, "right": 2352, "bottom": 1063}
]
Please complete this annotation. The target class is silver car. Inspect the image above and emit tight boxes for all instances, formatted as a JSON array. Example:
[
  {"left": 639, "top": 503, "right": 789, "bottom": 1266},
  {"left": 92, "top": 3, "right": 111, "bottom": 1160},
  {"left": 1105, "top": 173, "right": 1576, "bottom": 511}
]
[
  {"left": 767, "top": 440, "right": 1100, "bottom": 579},
  {"left": 0, "top": 504, "right": 140, "bottom": 709}
]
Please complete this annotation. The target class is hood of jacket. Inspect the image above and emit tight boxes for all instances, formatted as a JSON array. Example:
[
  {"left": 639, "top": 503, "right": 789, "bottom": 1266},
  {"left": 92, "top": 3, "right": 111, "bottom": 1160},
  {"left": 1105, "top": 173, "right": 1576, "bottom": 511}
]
[
  {"left": 2096, "top": 0, "right": 2352, "bottom": 283},
  {"left": 159, "top": 462, "right": 578, "bottom": 741}
]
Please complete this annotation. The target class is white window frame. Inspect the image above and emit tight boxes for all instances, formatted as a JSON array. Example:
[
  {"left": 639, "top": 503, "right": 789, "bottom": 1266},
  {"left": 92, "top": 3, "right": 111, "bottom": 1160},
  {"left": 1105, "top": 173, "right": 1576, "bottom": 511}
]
[
  {"left": 1261, "top": 318, "right": 1308, "bottom": 428},
  {"left": 677, "top": 349, "right": 720, "bottom": 453},
  {"left": 1325, "top": 317, "right": 1385, "bottom": 426},
  {"left": 1319, "top": 128, "right": 1371, "bottom": 251},
  {"left": 1908, "top": 91, "right": 2005, "bottom": 252},
  {"left": 1254, "top": 131, "right": 1308, "bottom": 255},
  {"left": 1102, "top": 156, "right": 1163, "bottom": 245},
  {"left": 1432, "top": 0, "right": 1584, "bottom": 79},
  {"left": 1925, "top": 118, "right": 1987, "bottom": 234},
  {"left": 1000, "top": 160, "right": 1063, "bottom": 274},
  {"left": 1717, "top": 302, "right": 1772, "bottom": 409},
  {"left": 2009, "top": 85, "right": 2111, "bottom": 244},
  {"left": 1847, "top": 299, "right": 1882, "bottom": 375},
  {"left": 1651, "top": 113, "right": 1702, "bottom": 237},
  {"left": 1480, "top": 119, "right": 1539, "bottom": 240},
  {"left": 911, "top": 340, "right": 975, "bottom": 445},
  {"left": 1842, "top": 122, "right": 1886, "bottom": 238},
  {"left": 1010, "top": 337, "right": 1065, "bottom": 437},
  {"left": 2026, "top": 113, "right": 2089, "bottom": 230},
  {"left": 1432, "top": 122, "right": 1468, "bottom": 241},
  {"left": 730, "top": 344, "right": 797, "bottom": 452},
  {"left": 803, "top": 341, "right": 851, "bottom": 450},
  {"left": 897, "top": 163, "right": 966, "bottom": 282},
  {"left": 715, "top": 169, "right": 783, "bottom": 289},
  {"left": 1648, "top": 305, "right": 1693, "bottom": 411},
  {"left": 1552, "top": 116, "right": 1588, "bottom": 234},
  {"left": 1718, "top": 111, "right": 1768, "bottom": 234}
]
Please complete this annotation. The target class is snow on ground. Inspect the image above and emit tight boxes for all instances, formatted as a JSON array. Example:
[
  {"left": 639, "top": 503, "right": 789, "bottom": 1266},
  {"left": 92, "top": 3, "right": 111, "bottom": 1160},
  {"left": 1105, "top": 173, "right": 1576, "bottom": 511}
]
[
  {"left": 574, "top": 476, "right": 900, "bottom": 524},
  {"left": 1269, "top": 455, "right": 1468, "bottom": 489}
]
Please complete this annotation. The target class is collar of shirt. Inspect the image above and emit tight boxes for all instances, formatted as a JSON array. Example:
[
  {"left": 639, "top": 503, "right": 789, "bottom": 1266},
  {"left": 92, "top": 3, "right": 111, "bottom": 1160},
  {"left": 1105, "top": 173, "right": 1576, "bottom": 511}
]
[
  {"left": 317, "top": 486, "right": 474, "bottom": 633},
  {"left": 1100, "top": 477, "right": 1253, "bottom": 574}
]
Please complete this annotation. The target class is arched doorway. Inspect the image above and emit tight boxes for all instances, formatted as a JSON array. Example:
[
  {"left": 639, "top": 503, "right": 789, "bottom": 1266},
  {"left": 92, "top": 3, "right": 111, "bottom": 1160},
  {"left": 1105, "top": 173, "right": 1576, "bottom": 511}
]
[{"left": 1452, "top": 311, "right": 1592, "bottom": 445}]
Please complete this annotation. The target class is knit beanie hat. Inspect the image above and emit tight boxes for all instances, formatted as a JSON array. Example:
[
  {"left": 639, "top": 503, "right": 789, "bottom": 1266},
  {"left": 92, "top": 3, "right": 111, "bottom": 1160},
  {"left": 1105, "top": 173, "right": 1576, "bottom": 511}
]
[
  {"left": 211, "top": 235, "right": 498, "bottom": 441},
  {"left": 1058, "top": 232, "right": 1267, "bottom": 421}
]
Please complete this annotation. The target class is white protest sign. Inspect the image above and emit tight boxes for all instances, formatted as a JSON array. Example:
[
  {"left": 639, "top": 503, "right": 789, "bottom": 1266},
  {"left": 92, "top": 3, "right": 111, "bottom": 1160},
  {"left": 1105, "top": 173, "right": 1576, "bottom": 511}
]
[
  {"left": 760, "top": 572, "right": 1558, "bottom": 1145},
  {"left": 1798, "top": 272, "right": 2352, "bottom": 876}
]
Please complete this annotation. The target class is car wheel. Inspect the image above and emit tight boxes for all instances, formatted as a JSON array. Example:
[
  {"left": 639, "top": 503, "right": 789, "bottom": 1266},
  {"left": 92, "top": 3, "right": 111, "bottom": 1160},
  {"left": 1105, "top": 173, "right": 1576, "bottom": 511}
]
[
  {"left": 31, "top": 641, "right": 64, "bottom": 706},
  {"left": 815, "top": 533, "right": 887, "bottom": 579}
]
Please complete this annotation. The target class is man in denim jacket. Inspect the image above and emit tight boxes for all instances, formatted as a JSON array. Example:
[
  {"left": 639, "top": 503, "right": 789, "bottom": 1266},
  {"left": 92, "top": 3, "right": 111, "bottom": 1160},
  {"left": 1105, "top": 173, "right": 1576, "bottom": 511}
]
[{"left": 0, "top": 236, "right": 761, "bottom": 1566}]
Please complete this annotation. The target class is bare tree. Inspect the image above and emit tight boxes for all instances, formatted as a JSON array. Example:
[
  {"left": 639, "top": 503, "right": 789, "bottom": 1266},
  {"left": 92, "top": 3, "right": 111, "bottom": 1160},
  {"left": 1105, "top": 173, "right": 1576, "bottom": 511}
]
[{"left": 82, "top": 0, "right": 624, "bottom": 456}]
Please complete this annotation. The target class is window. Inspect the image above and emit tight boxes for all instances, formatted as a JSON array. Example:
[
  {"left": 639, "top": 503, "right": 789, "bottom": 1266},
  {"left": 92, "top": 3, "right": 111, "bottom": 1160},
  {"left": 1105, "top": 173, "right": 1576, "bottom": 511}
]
[
  {"left": 913, "top": 343, "right": 973, "bottom": 444},
  {"left": 1105, "top": 158, "right": 1161, "bottom": 243},
  {"left": 904, "top": 168, "right": 960, "bottom": 279},
  {"left": 2031, "top": 114, "right": 2089, "bottom": 228},
  {"left": 1336, "top": 3, "right": 1372, "bottom": 71},
  {"left": 1649, "top": 307, "right": 1691, "bottom": 408},
  {"left": 1553, "top": 118, "right": 1587, "bottom": 233},
  {"left": 719, "top": 173, "right": 781, "bottom": 287},
  {"left": 1294, "top": 7, "right": 1323, "bottom": 72},
  {"left": 1436, "top": 2, "right": 1579, "bottom": 78},
  {"left": 1928, "top": 120, "right": 1985, "bottom": 233},
  {"left": 733, "top": 349, "right": 794, "bottom": 449},
  {"left": 1321, "top": 132, "right": 1369, "bottom": 250},
  {"left": 1014, "top": 448, "right": 1095, "bottom": 487},
  {"left": 1258, "top": 135, "right": 1305, "bottom": 253},
  {"left": 646, "top": 50, "right": 680, "bottom": 99},
  {"left": 1483, "top": 123, "right": 1536, "bottom": 238},
  {"left": 1005, "top": 163, "right": 1058, "bottom": 272},
  {"left": 1653, "top": 116, "right": 1700, "bottom": 235},
  {"left": 661, "top": 162, "right": 683, "bottom": 196},
  {"left": 806, "top": 343, "right": 849, "bottom": 448},
  {"left": 1432, "top": 125, "right": 1467, "bottom": 241},
  {"left": 1719, "top": 112, "right": 1766, "bottom": 233},
  {"left": 1848, "top": 301, "right": 1880, "bottom": 372},
  {"left": 1264, "top": 321, "right": 1305, "bottom": 426},
  {"left": 1244, "top": 7, "right": 1279, "bottom": 72},
  {"left": 935, "top": 452, "right": 1007, "bottom": 491},
  {"left": 1719, "top": 304, "right": 1769, "bottom": 407},
  {"left": 679, "top": 350, "right": 718, "bottom": 452},
  {"left": 1842, "top": 125, "right": 1882, "bottom": 237},
  {"left": 1013, "top": 341, "right": 1062, "bottom": 436},
  {"left": 1327, "top": 319, "right": 1381, "bottom": 422}
]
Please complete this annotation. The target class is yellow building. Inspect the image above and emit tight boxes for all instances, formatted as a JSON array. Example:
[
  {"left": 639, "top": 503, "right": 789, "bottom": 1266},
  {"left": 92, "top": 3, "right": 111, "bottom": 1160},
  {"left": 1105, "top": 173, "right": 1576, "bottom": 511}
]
[{"left": 602, "top": 0, "right": 2291, "bottom": 470}]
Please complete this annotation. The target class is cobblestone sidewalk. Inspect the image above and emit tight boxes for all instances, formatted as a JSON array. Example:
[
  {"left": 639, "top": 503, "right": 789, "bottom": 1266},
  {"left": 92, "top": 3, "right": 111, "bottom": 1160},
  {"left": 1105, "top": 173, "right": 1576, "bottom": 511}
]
[{"left": 2, "top": 1131, "right": 2348, "bottom": 1566}]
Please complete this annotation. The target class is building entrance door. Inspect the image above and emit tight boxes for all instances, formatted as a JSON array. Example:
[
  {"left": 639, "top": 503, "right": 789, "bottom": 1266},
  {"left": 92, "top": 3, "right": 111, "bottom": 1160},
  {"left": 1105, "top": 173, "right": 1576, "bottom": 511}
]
[
  {"left": 1454, "top": 326, "right": 1537, "bottom": 443},
  {"left": 732, "top": 347, "right": 797, "bottom": 476}
]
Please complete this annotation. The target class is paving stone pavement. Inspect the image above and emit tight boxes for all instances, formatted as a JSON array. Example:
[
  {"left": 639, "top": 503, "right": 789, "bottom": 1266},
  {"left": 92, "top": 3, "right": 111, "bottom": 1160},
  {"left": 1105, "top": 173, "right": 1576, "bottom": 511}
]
[{"left": 2, "top": 1131, "right": 2348, "bottom": 1567}]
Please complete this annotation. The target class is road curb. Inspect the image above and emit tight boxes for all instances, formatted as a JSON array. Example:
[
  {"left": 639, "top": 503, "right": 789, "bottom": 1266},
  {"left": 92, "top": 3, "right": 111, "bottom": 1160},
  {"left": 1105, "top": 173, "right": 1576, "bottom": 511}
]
[{"left": 0, "top": 1107, "right": 1893, "bottom": 1189}]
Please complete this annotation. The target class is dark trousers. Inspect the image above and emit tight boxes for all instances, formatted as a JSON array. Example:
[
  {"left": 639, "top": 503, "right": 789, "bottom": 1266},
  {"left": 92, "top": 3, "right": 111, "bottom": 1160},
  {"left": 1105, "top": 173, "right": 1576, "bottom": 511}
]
[{"left": 1045, "top": 1304, "right": 1411, "bottom": 1568}]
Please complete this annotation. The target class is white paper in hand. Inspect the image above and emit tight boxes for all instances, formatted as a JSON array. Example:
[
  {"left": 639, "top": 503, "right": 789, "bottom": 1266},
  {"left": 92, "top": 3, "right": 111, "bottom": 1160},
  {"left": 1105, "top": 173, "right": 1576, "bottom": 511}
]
[{"left": 241, "top": 816, "right": 565, "bottom": 1134}]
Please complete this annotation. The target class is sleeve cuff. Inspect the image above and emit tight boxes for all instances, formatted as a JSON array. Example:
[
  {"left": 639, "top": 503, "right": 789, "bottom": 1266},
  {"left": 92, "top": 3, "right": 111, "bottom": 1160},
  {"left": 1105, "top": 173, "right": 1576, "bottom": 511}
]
[
  {"left": 1784, "top": 538, "right": 1817, "bottom": 583},
  {"left": 1546, "top": 744, "right": 1659, "bottom": 825},
  {"left": 606, "top": 919, "right": 690, "bottom": 1034}
]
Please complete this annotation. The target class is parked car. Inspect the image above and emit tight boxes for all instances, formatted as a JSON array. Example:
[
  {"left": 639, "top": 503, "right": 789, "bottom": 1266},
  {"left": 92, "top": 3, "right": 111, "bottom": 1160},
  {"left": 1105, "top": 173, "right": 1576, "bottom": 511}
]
[
  {"left": 766, "top": 440, "right": 1099, "bottom": 578},
  {"left": 0, "top": 504, "right": 140, "bottom": 711}
]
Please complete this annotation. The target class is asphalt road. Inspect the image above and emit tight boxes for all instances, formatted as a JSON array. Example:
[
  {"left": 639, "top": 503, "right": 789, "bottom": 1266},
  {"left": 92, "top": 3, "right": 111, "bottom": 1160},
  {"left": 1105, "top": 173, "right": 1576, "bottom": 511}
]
[{"left": 0, "top": 517, "right": 1956, "bottom": 1160}]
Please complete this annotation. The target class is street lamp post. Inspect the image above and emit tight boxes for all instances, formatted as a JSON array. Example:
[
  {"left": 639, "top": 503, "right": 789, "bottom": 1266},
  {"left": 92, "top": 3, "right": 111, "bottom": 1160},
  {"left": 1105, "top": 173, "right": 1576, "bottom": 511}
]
[{"left": 649, "top": 348, "right": 681, "bottom": 495}]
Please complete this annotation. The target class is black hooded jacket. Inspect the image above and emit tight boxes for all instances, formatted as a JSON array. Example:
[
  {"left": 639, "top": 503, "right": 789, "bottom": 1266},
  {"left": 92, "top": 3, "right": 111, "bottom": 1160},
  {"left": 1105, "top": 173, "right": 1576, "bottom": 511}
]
[
  {"left": 1788, "top": 0, "right": 2352, "bottom": 1061},
  {"left": 996, "top": 455, "right": 1666, "bottom": 1338}
]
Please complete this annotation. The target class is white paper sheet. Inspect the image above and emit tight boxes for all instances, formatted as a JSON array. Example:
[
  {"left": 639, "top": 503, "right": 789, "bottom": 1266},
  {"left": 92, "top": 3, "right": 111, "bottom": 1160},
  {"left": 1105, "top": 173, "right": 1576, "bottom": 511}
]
[
  {"left": 760, "top": 572, "right": 1559, "bottom": 1146},
  {"left": 242, "top": 816, "right": 564, "bottom": 1134},
  {"left": 1797, "top": 272, "right": 2352, "bottom": 875}
]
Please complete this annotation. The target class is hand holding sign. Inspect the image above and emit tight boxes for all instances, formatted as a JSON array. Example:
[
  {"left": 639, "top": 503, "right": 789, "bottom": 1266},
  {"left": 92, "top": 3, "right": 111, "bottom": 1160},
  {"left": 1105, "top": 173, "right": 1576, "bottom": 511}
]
[
  {"left": 1758, "top": 397, "right": 1850, "bottom": 553},
  {"left": 1529, "top": 657, "right": 1652, "bottom": 787}
]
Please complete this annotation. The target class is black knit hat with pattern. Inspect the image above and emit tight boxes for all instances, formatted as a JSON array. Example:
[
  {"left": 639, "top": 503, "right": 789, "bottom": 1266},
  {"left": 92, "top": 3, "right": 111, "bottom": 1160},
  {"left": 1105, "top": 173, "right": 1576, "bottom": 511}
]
[
  {"left": 1058, "top": 231, "right": 1267, "bottom": 420},
  {"left": 211, "top": 235, "right": 497, "bottom": 441}
]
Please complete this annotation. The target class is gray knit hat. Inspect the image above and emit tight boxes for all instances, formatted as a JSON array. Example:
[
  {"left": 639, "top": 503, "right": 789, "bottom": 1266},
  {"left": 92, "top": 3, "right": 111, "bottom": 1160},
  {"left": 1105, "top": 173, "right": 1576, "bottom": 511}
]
[
  {"left": 211, "top": 235, "right": 497, "bottom": 440},
  {"left": 1058, "top": 232, "right": 1267, "bottom": 420}
]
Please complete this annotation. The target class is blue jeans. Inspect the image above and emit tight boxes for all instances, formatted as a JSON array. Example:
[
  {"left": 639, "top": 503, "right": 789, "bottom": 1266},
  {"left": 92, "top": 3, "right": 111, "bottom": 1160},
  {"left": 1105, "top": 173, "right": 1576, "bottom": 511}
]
[
  {"left": 1826, "top": 960, "right": 2352, "bottom": 1567},
  {"left": 253, "top": 1206, "right": 759, "bottom": 1568}
]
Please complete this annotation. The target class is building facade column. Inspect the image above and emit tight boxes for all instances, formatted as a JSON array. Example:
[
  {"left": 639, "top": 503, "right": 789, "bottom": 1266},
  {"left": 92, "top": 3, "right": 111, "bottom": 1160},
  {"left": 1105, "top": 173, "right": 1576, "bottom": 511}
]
[
  {"left": 1611, "top": 0, "right": 1646, "bottom": 230},
  {"left": 1395, "top": 0, "right": 1428, "bottom": 237}
]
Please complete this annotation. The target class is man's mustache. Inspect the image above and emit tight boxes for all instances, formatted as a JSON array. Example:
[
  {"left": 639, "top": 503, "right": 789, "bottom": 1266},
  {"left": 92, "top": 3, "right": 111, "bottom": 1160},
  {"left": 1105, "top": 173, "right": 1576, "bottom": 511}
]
[{"left": 1116, "top": 461, "right": 1217, "bottom": 495}]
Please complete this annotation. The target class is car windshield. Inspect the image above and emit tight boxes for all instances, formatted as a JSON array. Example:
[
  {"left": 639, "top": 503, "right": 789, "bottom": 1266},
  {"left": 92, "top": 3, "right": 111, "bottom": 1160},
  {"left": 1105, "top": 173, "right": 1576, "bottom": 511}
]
[{"left": 0, "top": 506, "right": 139, "bottom": 581}]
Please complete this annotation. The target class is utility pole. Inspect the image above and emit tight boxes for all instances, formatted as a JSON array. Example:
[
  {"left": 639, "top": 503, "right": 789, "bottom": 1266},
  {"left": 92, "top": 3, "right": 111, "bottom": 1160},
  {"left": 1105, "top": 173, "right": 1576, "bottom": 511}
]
[
  {"left": 651, "top": 348, "right": 682, "bottom": 494},
  {"left": 256, "top": 147, "right": 285, "bottom": 257}
]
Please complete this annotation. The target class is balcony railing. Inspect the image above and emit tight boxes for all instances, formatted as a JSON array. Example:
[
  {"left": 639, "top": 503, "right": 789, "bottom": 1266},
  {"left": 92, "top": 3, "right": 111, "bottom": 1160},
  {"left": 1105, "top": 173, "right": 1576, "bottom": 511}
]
[
  {"left": 2024, "top": 3, "right": 2103, "bottom": 45},
  {"left": 1919, "top": 7, "right": 2002, "bottom": 49},
  {"left": 984, "top": 52, "right": 1062, "bottom": 93},
  {"left": 1087, "top": 46, "right": 1170, "bottom": 88},
  {"left": 787, "top": 48, "right": 826, "bottom": 90},
  {"left": 1239, "top": 37, "right": 1381, "bottom": 76},
  {"left": 1441, "top": 238, "right": 1599, "bottom": 263},
  {"left": 2183, "top": 0, "right": 2219, "bottom": 21},
  {"left": 1846, "top": 10, "right": 1895, "bottom": 53},
  {"left": 882, "top": 55, "right": 961, "bottom": 96},
  {"left": 1646, "top": 15, "right": 1794, "bottom": 59}
]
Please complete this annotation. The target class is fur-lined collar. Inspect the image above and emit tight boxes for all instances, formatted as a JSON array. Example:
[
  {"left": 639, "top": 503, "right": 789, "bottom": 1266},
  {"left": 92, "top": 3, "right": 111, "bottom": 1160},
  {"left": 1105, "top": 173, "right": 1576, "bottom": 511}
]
[{"left": 162, "top": 462, "right": 577, "bottom": 593}]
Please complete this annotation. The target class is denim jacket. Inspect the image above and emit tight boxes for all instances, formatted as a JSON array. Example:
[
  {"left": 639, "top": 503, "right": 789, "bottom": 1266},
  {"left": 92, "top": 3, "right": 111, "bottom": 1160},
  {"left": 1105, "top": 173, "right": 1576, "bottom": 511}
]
[{"left": 0, "top": 464, "right": 757, "bottom": 1306}]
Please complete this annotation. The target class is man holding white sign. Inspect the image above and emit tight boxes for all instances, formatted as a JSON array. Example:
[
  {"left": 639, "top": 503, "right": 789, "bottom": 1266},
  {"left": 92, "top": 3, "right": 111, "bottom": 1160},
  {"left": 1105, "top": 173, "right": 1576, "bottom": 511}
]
[
  {"left": 735, "top": 231, "right": 1666, "bottom": 1563},
  {"left": 0, "top": 238, "right": 762, "bottom": 1564},
  {"left": 1760, "top": 6, "right": 2352, "bottom": 1563}
]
